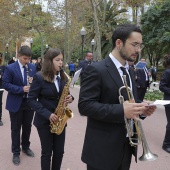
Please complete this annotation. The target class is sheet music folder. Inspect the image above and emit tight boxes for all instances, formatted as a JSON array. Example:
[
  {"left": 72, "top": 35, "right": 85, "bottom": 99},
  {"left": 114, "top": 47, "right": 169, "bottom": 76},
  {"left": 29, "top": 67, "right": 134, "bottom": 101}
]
[
  {"left": 70, "top": 68, "right": 82, "bottom": 87},
  {"left": 135, "top": 61, "right": 146, "bottom": 69}
]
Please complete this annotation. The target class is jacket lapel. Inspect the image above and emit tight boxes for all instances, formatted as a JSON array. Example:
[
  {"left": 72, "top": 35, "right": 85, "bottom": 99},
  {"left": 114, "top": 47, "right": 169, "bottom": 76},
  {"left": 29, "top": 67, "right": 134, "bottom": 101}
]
[
  {"left": 129, "top": 67, "right": 137, "bottom": 101},
  {"left": 105, "top": 57, "right": 124, "bottom": 89},
  {"left": 49, "top": 82, "right": 58, "bottom": 96},
  {"left": 105, "top": 56, "right": 133, "bottom": 101},
  {"left": 15, "top": 61, "right": 24, "bottom": 85}
]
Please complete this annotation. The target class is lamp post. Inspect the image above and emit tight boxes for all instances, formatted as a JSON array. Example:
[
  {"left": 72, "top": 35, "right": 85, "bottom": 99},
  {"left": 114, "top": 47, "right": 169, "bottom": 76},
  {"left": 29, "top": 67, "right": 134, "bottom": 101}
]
[
  {"left": 6, "top": 43, "right": 9, "bottom": 60},
  {"left": 91, "top": 39, "right": 95, "bottom": 54},
  {"left": 45, "top": 44, "right": 48, "bottom": 49},
  {"left": 30, "top": 38, "right": 33, "bottom": 49},
  {"left": 6, "top": 43, "right": 9, "bottom": 52},
  {"left": 80, "top": 27, "right": 86, "bottom": 60}
]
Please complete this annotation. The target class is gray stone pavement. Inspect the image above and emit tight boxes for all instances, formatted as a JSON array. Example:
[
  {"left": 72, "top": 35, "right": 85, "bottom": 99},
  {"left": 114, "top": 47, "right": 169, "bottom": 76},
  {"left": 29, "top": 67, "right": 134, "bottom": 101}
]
[{"left": 0, "top": 83, "right": 170, "bottom": 170}]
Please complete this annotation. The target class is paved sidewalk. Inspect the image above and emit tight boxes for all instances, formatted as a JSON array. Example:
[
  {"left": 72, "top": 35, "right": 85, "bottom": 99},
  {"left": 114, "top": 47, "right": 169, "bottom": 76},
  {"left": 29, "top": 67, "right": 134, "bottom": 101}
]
[{"left": 0, "top": 85, "right": 170, "bottom": 170}]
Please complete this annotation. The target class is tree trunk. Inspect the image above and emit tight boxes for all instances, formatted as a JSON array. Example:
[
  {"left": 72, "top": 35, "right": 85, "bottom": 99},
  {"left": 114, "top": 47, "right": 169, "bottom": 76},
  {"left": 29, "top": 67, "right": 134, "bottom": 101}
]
[
  {"left": 64, "top": 0, "right": 69, "bottom": 64},
  {"left": 90, "top": 0, "right": 101, "bottom": 60}
]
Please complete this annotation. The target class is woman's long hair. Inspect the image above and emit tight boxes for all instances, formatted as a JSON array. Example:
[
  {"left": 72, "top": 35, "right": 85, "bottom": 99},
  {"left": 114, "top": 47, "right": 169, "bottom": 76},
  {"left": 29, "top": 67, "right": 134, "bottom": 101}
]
[{"left": 41, "top": 48, "right": 66, "bottom": 83}]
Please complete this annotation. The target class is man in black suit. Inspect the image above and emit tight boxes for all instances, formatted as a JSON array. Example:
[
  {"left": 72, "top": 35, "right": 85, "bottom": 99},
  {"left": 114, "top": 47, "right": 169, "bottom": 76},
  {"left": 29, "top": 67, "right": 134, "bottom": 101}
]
[
  {"left": 159, "top": 54, "right": 170, "bottom": 153},
  {"left": 78, "top": 24, "right": 156, "bottom": 170},
  {"left": 78, "top": 52, "right": 95, "bottom": 83},
  {"left": 151, "top": 65, "right": 157, "bottom": 82},
  {"left": 136, "top": 58, "right": 150, "bottom": 102}
]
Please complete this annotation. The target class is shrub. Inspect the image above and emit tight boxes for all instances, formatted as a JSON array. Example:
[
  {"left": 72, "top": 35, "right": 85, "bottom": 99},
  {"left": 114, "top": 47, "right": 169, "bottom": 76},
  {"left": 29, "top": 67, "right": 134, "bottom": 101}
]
[{"left": 144, "top": 89, "right": 163, "bottom": 101}]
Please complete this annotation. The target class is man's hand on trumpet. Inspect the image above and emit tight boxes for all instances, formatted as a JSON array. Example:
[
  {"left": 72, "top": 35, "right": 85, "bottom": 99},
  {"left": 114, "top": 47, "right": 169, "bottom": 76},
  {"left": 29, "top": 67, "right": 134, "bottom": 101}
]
[{"left": 123, "top": 101, "right": 156, "bottom": 121}]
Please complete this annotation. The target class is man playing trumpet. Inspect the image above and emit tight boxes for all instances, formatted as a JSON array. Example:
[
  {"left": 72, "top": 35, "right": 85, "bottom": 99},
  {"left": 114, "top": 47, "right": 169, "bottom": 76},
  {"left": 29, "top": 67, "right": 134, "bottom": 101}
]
[{"left": 78, "top": 24, "right": 156, "bottom": 170}]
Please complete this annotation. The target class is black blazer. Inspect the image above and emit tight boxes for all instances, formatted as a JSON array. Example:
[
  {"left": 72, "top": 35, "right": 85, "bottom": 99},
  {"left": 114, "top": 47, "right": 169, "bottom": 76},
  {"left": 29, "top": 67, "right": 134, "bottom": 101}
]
[
  {"left": 78, "top": 60, "right": 95, "bottom": 77},
  {"left": 27, "top": 72, "right": 67, "bottom": 128},
  {"left": 159, "top": 68, "right": 170, "bottom": 107},
  {"left": 136, "top": 68, "right": 149, "bottom": 88},
  {"left": 78, "top": 57, "right": 138, "bottom": 170}
]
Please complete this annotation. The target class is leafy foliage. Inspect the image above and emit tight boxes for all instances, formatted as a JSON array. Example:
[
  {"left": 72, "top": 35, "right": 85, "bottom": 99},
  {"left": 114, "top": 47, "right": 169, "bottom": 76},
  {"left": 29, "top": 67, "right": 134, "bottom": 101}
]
[
  {"left": 144, "top": 89, "right": 163, "bottom": 101},
  {"left": 85, "top": 0, "right": 128, "bottom": 58},
  {"left": 141, "top": 0, "right": 170, "bottom": 65}
]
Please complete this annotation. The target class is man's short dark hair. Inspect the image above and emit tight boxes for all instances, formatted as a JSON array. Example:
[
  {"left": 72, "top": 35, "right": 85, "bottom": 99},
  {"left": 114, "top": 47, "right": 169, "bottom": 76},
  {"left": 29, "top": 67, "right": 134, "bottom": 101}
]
[
  {"left": 0, "top": 53, "right": 2, "bottom": 57},
  {"left": 112, "top": 24, "right": 142, "bottom": 49},
  {"left": 18, "top": 46, "right": 32, "bottom": 57}
]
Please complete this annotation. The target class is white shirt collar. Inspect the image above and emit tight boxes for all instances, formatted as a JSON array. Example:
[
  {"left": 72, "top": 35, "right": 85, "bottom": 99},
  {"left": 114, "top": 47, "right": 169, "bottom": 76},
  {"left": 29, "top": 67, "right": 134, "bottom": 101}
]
[
  {"left": 109, "top": 53, "right": 129, "bottom": 70},
  {"left": 54, "top": 73, "right": 61, "bottom": 80},
  {"left": 18, "top": 60, "right": 25, "bottom": 69}
]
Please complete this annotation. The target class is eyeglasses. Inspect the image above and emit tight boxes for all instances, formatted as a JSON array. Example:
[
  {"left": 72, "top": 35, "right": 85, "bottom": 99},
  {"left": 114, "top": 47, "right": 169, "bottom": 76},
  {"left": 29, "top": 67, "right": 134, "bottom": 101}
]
[{"left": 126, "top": 40, "right": 145, "bottom": 51}]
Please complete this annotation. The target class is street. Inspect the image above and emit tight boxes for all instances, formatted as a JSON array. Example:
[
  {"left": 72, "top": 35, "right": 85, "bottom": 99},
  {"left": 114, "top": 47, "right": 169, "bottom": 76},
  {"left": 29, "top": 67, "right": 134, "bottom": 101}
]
[{"left": 0, "top": 86, "right": 170, "bottom": 170}]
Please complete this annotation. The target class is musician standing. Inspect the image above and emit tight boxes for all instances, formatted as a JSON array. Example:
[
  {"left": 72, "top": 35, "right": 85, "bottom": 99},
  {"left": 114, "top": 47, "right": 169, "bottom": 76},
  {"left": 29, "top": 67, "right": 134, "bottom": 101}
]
[
  {"left": 27, "top": 48, "right": 74, "bottom": 170},
  {"left": 159, "top": 54, "right": 170, "bottom": 153},
  {"left": 0, "top": 53, "right": 6, "bottom": 126},
  {"left": 78, "top": 24, "right": 156, "bottom": 170},
  {"left": 2, "top": 46, "right": 36, "bottom": 166}
]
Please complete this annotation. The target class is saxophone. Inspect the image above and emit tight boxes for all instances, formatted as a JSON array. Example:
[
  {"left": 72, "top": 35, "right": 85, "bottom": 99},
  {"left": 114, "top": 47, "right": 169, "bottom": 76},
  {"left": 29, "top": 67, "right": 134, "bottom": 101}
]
[{"left": 50, "top": 69, "right": 74, "bottom": 135}]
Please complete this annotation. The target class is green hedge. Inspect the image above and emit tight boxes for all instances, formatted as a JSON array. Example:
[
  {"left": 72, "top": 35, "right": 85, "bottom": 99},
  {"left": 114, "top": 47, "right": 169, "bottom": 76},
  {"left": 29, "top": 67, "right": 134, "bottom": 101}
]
[{"left": 144, "top": 89, "right": 163, "bottom": 101}]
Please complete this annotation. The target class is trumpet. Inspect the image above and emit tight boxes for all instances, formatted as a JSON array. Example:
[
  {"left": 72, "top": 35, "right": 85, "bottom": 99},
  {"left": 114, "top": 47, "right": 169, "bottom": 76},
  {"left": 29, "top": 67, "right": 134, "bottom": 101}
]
[{"left": 119, "top": 75, "right": 158, "bottom": 161}]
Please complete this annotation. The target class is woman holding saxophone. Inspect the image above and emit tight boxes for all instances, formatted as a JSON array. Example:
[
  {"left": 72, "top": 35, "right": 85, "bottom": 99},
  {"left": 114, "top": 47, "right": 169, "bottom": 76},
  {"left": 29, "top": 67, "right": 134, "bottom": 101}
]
[{"left": 27, "top": 48, "right": 74, "bottom": 170}]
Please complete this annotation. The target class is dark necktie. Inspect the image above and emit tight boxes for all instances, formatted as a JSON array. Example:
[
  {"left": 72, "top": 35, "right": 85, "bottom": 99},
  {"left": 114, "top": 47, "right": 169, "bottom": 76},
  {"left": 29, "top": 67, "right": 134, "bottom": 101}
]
[
  {"left": 120, "top": 67, "right": 130, "bottom": 87},
  {"left": 56, "top": 76, "right": 61, "bottom": 92},
  {"left": 23, "top": 66, "right": 27, "bottom": 85}
]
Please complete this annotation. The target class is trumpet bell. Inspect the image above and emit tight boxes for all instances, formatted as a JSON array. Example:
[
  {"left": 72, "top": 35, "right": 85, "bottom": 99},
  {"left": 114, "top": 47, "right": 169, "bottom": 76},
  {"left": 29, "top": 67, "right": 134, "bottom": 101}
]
[{"left": 139, "top": 152, "right": 158, "bottom": 161}]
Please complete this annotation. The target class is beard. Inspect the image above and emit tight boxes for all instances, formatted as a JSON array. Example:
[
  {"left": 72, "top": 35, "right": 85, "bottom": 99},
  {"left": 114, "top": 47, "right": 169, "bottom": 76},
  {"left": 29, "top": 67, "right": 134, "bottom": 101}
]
[{"left": 119, "top": 48, "right": 138, "bottom": 62}]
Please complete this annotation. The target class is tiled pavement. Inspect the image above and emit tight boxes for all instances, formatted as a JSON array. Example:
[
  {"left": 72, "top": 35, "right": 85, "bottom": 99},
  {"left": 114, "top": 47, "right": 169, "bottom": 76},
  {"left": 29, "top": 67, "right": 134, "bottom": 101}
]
[{"left": 0, "top": 83, "right": 170, "bottom": 170}]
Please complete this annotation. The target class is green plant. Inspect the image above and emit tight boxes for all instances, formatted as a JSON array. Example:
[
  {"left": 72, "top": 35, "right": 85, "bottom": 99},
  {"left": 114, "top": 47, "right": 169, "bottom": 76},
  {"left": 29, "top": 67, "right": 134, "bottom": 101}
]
[{"left": 144, "top": 89, "right": 163, "bottom": 101}]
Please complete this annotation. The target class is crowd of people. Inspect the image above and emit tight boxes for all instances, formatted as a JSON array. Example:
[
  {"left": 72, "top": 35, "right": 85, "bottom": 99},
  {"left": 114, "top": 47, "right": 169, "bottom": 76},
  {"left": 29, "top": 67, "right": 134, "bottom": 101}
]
[{"left": 0, "top": 23, "right": 169, "bottom": 170}]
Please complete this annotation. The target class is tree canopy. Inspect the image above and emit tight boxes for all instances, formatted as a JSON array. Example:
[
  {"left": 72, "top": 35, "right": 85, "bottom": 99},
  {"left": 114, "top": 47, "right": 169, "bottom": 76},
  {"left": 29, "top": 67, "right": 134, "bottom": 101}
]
[{"left": 141, "top": 0, "right": 170, "bottom": 66}]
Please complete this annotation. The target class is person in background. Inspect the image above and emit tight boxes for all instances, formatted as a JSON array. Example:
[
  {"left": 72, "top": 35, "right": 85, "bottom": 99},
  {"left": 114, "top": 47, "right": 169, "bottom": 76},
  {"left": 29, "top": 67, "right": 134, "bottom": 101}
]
[
  {"left": 136, "top": 58, "right": 150, "bottom": 101},
  {"left": 78, "top": 52, "right": 95, "bottom": 83},
  {"left": 151, "top": 65, "right": 157, "bottom": 86},
  {"left": 128, "top": 61, "right": 137, "bottom": 81},
  {"left": 68, "top": 60, "right": 76, "bottom": 77},
  {"left": 159, "top": 54, "right": 170, "bottom": 154},
  {"left": 8, "top": 57, "right": 16, "bottom": 65},
  {"left": 35, "top": 57, "right": 42, "bottom": 72},
  {"left": 78, "top": 24, "right": 156, "bottom": 170},
  {"left": 0, "top": 53, "right": 6, "bottom": 126},
  {"left": 2, "top": 46, "right": 36, "bottom": 166},
  {"left": 27, "top": 48, "right": 74, "bottom": 170}
]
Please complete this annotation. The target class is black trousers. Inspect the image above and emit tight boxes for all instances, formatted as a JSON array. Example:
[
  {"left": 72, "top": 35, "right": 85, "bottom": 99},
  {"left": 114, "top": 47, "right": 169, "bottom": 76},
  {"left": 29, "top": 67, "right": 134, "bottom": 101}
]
[
  {"left": 87, "top": 138, "right": 132, "bottom": 170},
  {"left": 0, "top": 91, "right": 3, "bottom": 120},
  {"left": 69, "top": 71, "right": 75, "bottom": 77},
  {"left": 137, "top": 87, "right": 147, "bottom": 101},
  {"left": 9, "top": 99, "right": 34, "bottom": 156},
  {"left": 163, "top": 107, "right": 170, "bottom": 147},
  {"left": 37, "top": 126, "right": 66, "bottom": 170}
]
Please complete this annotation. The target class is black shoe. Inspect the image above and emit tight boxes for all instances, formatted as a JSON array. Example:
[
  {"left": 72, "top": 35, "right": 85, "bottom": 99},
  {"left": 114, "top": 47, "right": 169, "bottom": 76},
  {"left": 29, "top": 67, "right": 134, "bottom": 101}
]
[
  {"left": 22, "top": 148, "right": 35, "bottom": 157},
  {"left": 162, "top": 145, "right": 170, "bottom": 153},
  {"left": 13, "top": 155, "right": 20, "bottom": 166},
  {"left": 0, "top": 120, "right": 3, "bottom": 126}
]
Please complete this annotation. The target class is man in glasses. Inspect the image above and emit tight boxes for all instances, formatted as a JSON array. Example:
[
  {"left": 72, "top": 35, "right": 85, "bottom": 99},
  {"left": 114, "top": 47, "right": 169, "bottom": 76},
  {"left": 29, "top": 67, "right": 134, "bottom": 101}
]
[{"left": 78, "top": 24, "right": 156, "bottom": 170}]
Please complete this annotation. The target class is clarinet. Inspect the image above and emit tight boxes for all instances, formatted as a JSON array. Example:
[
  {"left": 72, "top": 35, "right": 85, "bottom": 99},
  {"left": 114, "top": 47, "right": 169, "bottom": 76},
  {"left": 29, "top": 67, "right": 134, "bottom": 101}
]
[
  {"left": 25, "top": 64, "right": 30, "bottom": 86},
  {"left": 24, "top": 64, "right": 30, "bottom": 98}
]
